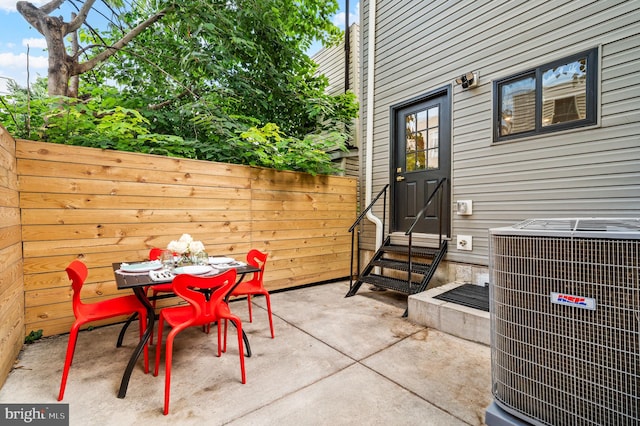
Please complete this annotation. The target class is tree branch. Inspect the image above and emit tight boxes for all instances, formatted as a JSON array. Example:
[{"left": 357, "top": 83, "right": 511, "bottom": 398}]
[
  {"left": 148, "top": 90, "right": 191, "bottom": 110},
  {"left": 74, "top": 8, "right": 170, "bottom": 75},
  {"left": 74, "top": 43, "right": 105, "bottom": 58},
  {"left": 67, "top": 0, "right": 97, "bottom": 33},
  {"left": 27, "top": 0, "right": 65, "bottom": 15},
  {"left": 17, "top": 0, "right": 90, "bottom": 37},
  {"left": 15, "top": 1, "right": 48, "bottom": 33}
]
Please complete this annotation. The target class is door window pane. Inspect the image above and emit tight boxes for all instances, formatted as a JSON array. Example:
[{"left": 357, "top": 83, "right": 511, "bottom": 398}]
[
  {"left": 406, "top": 134, "right": 416, "bottom": 151},
  {"left": 416, "top": 130, "right": 426, "bottom": 151},
  {"left": 406, "top": 114, "right": 415, "bottom": 133},
  {"left": 427, "top": 107, "right": 439, "bottom": 169},
  {"left": 405, "top": 113, "right": 416, "bottom": 171},
  {"left": 427, "top": 128, "right": 439, "bottom": 169},
  {"left": 417, "top": 110, "right": 427, "bottom": 130},
  {"left": 406, "top": 152, "right": 416, "bottom": 172},
  {"left": 428, "top": 107, "right": 439, "bottom": 127},
  {"left": 499, "top": 75, "right": 535, "bottom": 136}
]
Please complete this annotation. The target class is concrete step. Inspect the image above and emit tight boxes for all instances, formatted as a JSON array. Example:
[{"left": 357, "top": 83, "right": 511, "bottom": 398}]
[{"left": 407, "top": 282, "right": 490, "bottom": 346}]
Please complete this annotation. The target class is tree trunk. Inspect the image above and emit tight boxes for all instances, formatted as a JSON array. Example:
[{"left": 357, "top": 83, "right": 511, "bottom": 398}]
[
  {"left": 17, "top": 0, "right": 168, "bottom": 97},
  {"left": 44, "top": 16, "right": 72, "bottom": 96},
  {"left": 17, "top": 1, "right": 74, "bottom": 96}
]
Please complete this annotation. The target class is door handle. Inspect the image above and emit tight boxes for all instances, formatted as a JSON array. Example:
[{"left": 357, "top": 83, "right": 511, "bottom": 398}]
[{"left": 396, "top": 176, "right": 405, "bottom": 182}]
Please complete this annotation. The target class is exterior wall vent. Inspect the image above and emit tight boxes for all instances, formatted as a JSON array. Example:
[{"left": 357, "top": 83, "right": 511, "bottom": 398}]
[{"left": 488, "top": 218, "right": 640, "bottom": 425}]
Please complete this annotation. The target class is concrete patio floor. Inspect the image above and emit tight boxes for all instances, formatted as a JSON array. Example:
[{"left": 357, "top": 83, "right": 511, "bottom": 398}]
[{"left": 0, "top": 280, "right": 492, "bottom": 425}]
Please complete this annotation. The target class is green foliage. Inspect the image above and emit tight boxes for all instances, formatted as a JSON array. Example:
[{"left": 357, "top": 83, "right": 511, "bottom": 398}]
[
  {"left": 2, "top": 0, "right": 358, "bottom": 176},
  {"left": 0, "top": 77, "right": 49, "bottom": 139},
  {"left": 233, "top": 122, "right": 347, "bottom": 174},
  {"left": 191, "top": 116, "right": 347, "bottom": 175},
  {"left": 1, "top": 85, "right": 195, "bottom": 158},
  {"left": 24, "top": 329, "right": 43, "bottom": 344}
]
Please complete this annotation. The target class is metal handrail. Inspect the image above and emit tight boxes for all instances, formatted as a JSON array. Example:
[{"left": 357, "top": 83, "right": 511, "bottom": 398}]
[
  {"left": 348, "top": 184, "right": 389, "bottom": 289},
  {"left": 348, "top": 184, "right": 389, "bottom": 233},
  {"left": 404, "top": 177, "right": 447, "bottom": 289},
  {"left": 347, "top": 178, "right": 446, "bottom": 293}
]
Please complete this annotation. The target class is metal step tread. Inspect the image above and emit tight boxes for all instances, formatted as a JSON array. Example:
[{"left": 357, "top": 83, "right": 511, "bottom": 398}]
[
  {"left": 380, "top": 244, "right": 439, "bottom": 257},
  {"left": 373, "top": 258, "right": 432, "bottom": 274},
  {"left": 358, "top": 274, "right": 422, "bottom": 294}
]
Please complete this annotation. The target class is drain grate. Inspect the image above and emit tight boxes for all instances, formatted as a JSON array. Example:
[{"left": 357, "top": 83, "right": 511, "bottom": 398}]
[{"left": 433, "top": 284, "right": 489, "bottom": 312}]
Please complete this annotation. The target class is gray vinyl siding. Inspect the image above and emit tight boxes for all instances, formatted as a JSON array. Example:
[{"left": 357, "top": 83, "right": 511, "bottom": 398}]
[
  {"left": 313, "top": 24, "right": 361, "bottom": 185},
  {"left": 360, "top": 0, "right": 640, "bottom": 264},
  {"left": 312, "top": 39, "right": 346, "bottom": 97},
  {"left": 313, "top": 24, "right": 360, "bottom": 99}
]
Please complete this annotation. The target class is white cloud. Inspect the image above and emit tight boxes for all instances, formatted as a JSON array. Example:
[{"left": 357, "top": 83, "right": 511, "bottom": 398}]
[
  {"left": 0, "top": 0, "right": 47, "bottom": 12},
  {"left": 0, "top": 52, "right": 47, "bottom": 70},
  {"left": 0, "top": 51, "right": 48, "bottom": 92},
  {"left": 22, "top": 37, "right": 48, "bottom": 49},
  {"left": 333, "top": 2, "right": 360, "bottom": 28},
  {"left": 0, "top": 0, "right": 16, "bottom": 12}
]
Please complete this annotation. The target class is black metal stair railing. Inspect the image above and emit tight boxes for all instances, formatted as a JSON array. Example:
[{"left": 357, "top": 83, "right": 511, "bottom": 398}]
[
  {"left": 347, "top": 184, "right": 389, "bottom": 292},
  {"left": 404, "top": 177, "right": 447, "bottom": 289},
  {"left": 347, "top": 178, "right": 447, "bottom": 303}
]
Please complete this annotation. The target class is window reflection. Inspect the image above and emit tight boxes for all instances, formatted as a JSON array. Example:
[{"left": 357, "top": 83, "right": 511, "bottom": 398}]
[
  {"left": 428, "top": 107, "right": 438, "bottom": 127},
  {"left": 406, "top": 114, "right": 416, "bottom": 133},
  {"left": 405, "top": 106, "right": 440, "bottom": 172},
  {"left": 500, "top": 75, "right": 535, "bottom": 136},
  {"left": 407, "top": 152, "right": 416, "bottom": 172},
  {"left": 542, "top": 58, "right": 587, "bottom": 126},
  {"left": 417, "top": 131, "right": 426, "bottom": 151},
  {"left": 406, "top": 135, "right": 416, "bottom": 151},
  {"left": 417, "top": 110, "right": 427, "bottom": 130},
  {"left": 430, "top": 155, "right": 439, "bottom": 169},
  {"left": 427, "top": 128, "right": 438, "bottom": 168},
  {"left": 494, "top": 48, "right": 596, "bottom": 142}
]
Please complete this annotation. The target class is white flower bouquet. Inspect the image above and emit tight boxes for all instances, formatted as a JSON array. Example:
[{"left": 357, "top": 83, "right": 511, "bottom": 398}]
[{"left": 167, "top": 234, "right": 206, "bottom": 259}]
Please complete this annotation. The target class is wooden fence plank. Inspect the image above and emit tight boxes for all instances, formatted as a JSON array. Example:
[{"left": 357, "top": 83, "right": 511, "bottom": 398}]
[
  {"left": 19, "top": 193, "right": 252, "bottom": 210},
  {"left": 19, "top": 176, "right": 252, "bottom": 199},
  {"left": 21, "top": 221, "right": 252, "bottom": 242},
  {"left": 21, "top": 208, "right": 251, "bottom": 226},
  {"left": 17, "top": 139, "right": 254, "bottom": 176},
  {"left": 18, "top": 158, "right": 252, "bottom": 187}
]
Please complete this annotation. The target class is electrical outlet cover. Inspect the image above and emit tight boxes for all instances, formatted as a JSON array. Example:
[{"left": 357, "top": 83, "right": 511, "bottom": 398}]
[{"left": 457, "top": 235, "right": 472, "bottom": 251}]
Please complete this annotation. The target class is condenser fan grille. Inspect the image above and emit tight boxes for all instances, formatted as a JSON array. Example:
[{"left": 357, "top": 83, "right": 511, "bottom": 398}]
[{"left": 490, "top": 225, "right": 640, "bottom": 425}]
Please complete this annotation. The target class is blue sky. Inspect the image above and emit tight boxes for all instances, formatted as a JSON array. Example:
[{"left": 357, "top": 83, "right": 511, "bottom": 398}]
[{"left": 0, "top": 0, "right": 359, "bottom": 94}]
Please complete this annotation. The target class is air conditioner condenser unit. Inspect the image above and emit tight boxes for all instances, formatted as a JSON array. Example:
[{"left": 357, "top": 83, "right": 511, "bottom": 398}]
[{"left": 486, "top": 218, "right": 640, "bottom": 426}]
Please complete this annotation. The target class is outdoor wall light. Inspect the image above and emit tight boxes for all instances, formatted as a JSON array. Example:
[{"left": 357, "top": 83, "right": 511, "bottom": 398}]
[{"left": 455, "top": 71, "right": 479, "bottom": 89}]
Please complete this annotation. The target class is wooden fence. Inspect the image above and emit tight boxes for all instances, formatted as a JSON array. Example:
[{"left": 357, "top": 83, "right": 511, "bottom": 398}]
[
  {"left": 13, "top": 139, "right": 356, "bottom": 339},
  {"left": 0, "top": 127, "right": 23, "bottom": 390}
]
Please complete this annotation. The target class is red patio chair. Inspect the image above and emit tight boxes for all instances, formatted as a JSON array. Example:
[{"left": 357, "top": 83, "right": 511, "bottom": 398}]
[
  {"left": 154, "top": 268, "right": 246, "bottom": 415},
  {"left": 118, "top": 248, "right": 174, "bottom": 345},
  {"left": 145, "top": 248, "right": 176, "bottom": 344},
  {"left": 230, "top": 249, "right": 274, "bottom": 338},
  {"left": 148, "top": 248, "right": 174, "bottom": 309},
  {"left": 58, "top": 260, "right": 149, "bottom": 401}
]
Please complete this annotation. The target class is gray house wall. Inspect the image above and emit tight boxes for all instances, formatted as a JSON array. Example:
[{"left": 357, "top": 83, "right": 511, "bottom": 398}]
[
  {"left": 313, "top": 24, "right": 360, "bottom": 101},
  {"left": 360, "top": 0, "right": 640, "bottom": 267},
  {"left": 313, "top": 24, "right": 361, "bottom": 178}
]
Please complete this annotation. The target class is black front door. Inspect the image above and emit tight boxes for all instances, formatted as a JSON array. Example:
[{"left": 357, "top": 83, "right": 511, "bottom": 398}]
[{"left": 392, "top": 89, "right": 451, "bottom": 235}]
